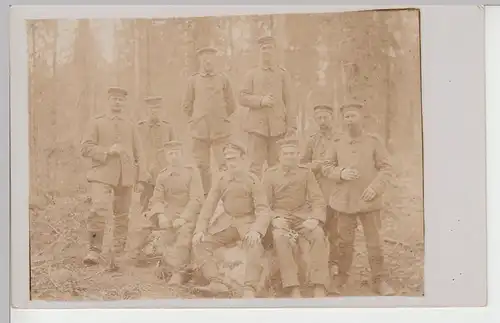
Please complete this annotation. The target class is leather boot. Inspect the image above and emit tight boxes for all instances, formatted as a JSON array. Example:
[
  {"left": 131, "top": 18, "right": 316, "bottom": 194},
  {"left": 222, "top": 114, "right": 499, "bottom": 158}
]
[{"left": 83, "top": 231, "right": 103, "bottom": 266}]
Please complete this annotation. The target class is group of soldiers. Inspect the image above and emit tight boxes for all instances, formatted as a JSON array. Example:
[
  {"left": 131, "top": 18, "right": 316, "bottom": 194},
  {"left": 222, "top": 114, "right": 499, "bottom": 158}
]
[{"left": 80, "top": 35, "right": 396, "bottom": 298}]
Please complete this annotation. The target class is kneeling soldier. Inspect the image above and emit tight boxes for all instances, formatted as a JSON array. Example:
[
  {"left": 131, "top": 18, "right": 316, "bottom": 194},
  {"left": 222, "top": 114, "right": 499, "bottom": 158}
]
[
  {"left": 192, "top": 141, "right": 271, "bottom": 298},
  {"left": 132, "top": 140, "right": 204, "bottom": 286},
  {"left": 263, "top": 137, "right": 329, "bottom": 298}
]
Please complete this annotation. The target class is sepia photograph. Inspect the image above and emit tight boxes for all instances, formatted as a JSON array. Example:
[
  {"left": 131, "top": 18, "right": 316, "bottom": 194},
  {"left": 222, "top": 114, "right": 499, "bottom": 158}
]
[{"left": 26, "top": 8, "right": 424, "bottom": 301}]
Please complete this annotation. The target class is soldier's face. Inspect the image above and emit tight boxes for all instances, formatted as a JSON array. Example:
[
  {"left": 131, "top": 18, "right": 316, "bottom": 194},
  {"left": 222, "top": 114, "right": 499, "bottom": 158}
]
[
  {"left": 149, "top": 107, "right": 161, "bottom": 120},
  {"left": 200, "top": 53, "right": 215, "bottom": 72},
  {"left": 314, "top": 111, "right": 333, "bottom": 130},
  {"left": 260, "top": 45, "right": 275, "bottom": 63},
  {"left": 280, "top": 146, "right": 300, "bottom": 167},
  {"left": 343, "top": 110, "right": 362, "bottom": 128},
  {"left": 225, "top": 153, "right": 244, "bottom": 171},
  {"left": 109, "top": 95, "right": 126, "bottom": 111},
  {"left": 166, "top": 149, "right": 182, "bottom": 165}
]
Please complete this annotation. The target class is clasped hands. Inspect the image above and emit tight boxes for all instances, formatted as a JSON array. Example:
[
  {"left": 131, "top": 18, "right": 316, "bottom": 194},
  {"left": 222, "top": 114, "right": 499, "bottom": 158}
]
[
  {"left": 340, "top": 168, "right": 377, "bottom": 202},
  {"left": 272, "top": 216, "right": 319, "bottom": 234},
  {"left": 192, "top": 230, "right": 262, "bottom": 247}
]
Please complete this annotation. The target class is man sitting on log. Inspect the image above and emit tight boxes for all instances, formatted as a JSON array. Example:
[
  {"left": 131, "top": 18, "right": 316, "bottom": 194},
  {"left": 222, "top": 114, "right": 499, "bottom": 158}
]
[{"left": 192, "top": 141, "right": 271, "bottom": 298}]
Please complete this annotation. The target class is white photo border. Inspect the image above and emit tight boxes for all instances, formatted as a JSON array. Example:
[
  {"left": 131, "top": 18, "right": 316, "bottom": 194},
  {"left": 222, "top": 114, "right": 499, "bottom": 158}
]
[{"left": 9, "top": 4, "right": 488, "bottom": 313}]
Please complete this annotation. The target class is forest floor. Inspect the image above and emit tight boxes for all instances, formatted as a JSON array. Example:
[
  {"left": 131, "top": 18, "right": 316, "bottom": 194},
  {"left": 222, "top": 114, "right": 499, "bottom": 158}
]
[{"left": 30, "top": 154, "right": 424, "bottom": 301}]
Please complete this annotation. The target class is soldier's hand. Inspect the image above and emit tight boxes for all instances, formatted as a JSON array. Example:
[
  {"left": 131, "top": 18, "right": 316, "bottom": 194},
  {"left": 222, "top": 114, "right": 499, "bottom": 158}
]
[
  {"left": 108, "top": 144, "right": 123, "bottom": 156},
  {"left": 173, "top": 218, "right": 187, "bottom": 229},
  {"left": 243, "top": 231, "right": 261, "bottom": 247},
  {"left": 340, "top": 168, "right": 360, "bottom": 181},
  {"left": 286, "top": 127, "right": 297, "bottom": 137},
  {"left": 361, "top": 187, "right": 377, "bottom": 202},
  {"left": 261, "top": 95, "right": 274, "bottom": 108},
  {"left": 192, "top": 232, "right": 205, "bottom": 245},
  {"left": 135, "top": 182, "right": 145, "bottom": 193},
  {"left": 272, "top": 217, "right": 289, "bottom": 229},
  {"left": 300, "top": 218, "right": 319, "bottom": 232}
]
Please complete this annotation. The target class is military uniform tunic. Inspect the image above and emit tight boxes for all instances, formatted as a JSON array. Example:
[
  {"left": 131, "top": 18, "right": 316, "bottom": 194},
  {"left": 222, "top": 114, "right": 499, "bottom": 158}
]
[
  {"left": 321, "top": 131, "right": 392, "bottom": 283},
  {"left": 239, "top": 66, "right": 297, "bottom": 177}
]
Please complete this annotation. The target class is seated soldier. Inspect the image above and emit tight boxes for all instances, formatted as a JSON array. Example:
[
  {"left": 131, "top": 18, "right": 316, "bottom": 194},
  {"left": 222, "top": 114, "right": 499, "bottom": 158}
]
[
  {"left": 130, "top": 140, "right": 204, "bottom": 286},
  {"left": 192, "top": 141, "right": 271, "bottom": 298},
  {"left": 262, "top": 137, "right": 329, "bottom": 298}
]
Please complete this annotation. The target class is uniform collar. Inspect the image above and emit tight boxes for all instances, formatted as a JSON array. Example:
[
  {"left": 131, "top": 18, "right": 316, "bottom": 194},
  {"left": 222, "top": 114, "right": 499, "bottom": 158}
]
[
  {"left": 199, "top": 71, "right": 216, "bottom": 77},
  {"left": 318, "top": 128, "right": 334, "bottom": 139},
  {"left": 260, "top": 64, "right": 275, "bottom": 71},
  {"left": 107, "top": 113, "right": 124, "bottom": 120},
  {"left": 279, "top": 164, "right": 298, "bottom": 175},
  {"left": 346, "top": 130, "right": 366, "bottom": 144}
]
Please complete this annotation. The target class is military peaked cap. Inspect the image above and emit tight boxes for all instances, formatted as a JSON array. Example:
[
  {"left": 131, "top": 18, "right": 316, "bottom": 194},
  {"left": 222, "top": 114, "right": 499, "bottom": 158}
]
[
  {"left": 163, "top": 140, "right": 183, "bottom": 151},
  {"left": 144, "top": 96, "right": 163, "bottom": 108},
  {"left": 108, "top": 87, "right": 128, "bottom": 97},
  {"left": 277, "top": 137, "right": 300, "bottom": 149},
  {"left": 257, "top": 35, "right": 276, "bottom": 47},
  {"left": 313, "top": 104, "right": 334, "bottom": 114},
  {"left": 196, "top": 47, "right": 218, "bottom": 56},
  {"left": 223, "top": 141, "right": 247, "bottom": 156},
  {"left": 340, "top": 101, "right": 364, "bottom": 113}
]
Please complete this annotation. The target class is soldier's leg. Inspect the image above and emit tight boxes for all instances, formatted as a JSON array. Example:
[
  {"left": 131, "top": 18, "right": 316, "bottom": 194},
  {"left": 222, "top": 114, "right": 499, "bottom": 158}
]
[
  {"left": 301, "top": 225, "right": 330, "bottom": 290},
  {"left": 129, "top": 213, "right": 159, "bottom": 265},
  {"left": 325, "top": 207, "right": 340, "bottom": 268},
  {"left": 267, "top": 134, "right": 285, "bottom": 168},
  {"left": 192, "top": 138, "right": 211, "bottom": 195},
  {"left": 139, "top": 183, "right": 155, "bottom": 214},
  {"left": 84, "top": 182, "right": 114, "bottom": 265},
  {"left": 336, "top": 213, "right": 358, "bottom": 284},
  {"left": 167, "top": 221, "right": 196, "bottom": 283},
  {"left": 272, "top": 223, "right": 300, "bottom": 289},
  {"left": 193, "top": 227, "right": 240, "bottom": 283},
  {"left": 112, "top": 185, "right": 133, "bottom": 255},
  {"left": 358, "top": 211, "right": 386, "bottom": 285},
  {"left": 247, "top": 132, "right": 268, "bottom": 178}
]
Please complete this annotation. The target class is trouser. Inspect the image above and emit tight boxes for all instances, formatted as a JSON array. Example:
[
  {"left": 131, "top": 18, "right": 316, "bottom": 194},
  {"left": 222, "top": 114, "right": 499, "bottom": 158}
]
[
  {"left": 337, "top": 210, "right": 385, "bottom": 283},
  {"left": 132, "top": 211, "right": 194, "bottom": 271},
  {"left": 247, "top": 132, "right": 285, "bottom": 178},
  {"left": 193, "top": 226, "right": 264, "bottom": 291},
  {"left": 87, "top": 181, "right": 132, "bottom": 255},
  {"left": 272, "top": 214, "right": 329, "bottom": 289},
  {"left": 192, "top": 137, "right": 229, "bottom": 195},
  {"left": 139, "top": 182, "right": 155, "bottom": 214},
  {"left": 324, "top": 206, "right": 339, "bottom": 266}
]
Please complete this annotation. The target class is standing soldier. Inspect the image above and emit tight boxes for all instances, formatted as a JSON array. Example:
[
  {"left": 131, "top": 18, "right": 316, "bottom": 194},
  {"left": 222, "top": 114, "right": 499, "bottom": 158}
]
[
  {"left": 239, "top": 36, "right": 297, "bottom": 178},
  {"left": 300, "top": 104, "right": 342, "bottom": 279},
  {"left": 192, "top": 141, "right": 271, "bottom": 298},
  {"left": 182, "top": 47, "right": 237, "bottom": 196},
  {"left": 263, "top": 137, "right": 329, "bottom": 298},
  {"left": 321, "top": 102, "right": 395, "bottom": 296},
  {"left": 132, "top": 140, "right": 204, "bottom": 285},
  {"left": 137, "top": 96, "right": 176, "bottom": 214},
  {"left": 81, "top": 86, "right": 147, "bottom": 270}
]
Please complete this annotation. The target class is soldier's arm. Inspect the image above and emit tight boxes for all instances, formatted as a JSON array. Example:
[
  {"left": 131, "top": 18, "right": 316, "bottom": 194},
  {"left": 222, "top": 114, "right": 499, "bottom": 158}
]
[
  {"left": 300, "top": 137, "right": 321, "bottom": 173},
  {"left": 222, "top": 75, "right": 237, "bottom": 117},
  {"left": 181, "top": 76, "right": 195, "bottom": 117},
  {"left": 194, "top": 175, "right": 223, "bottom": 234},
  {"left": 132, "top": 125, "right": 149, "bottom": 183},
  {"left": 306, "top": 169, "right": 327, "bottom": 223},
  {"left": 321, "top": 146, "right": 343, "bottom": 182},
  {"left": 181, "top": 167, "right": 205, "bottom": 222},
  {"left": 239, "top": 70, "right": 263, "bottom": 109},
  {"left": 249, "top": 174, "right": 272, "bottom": 236},
  {"left": 368, "top": 136, "right": 393, "bottom": 195},
  {"left": 81, "top": 119, "right": 108, "bottom": 163},
  {"left": 149, "top": 175, "right": 166, "bottom": 215},
  {"left": 282, "top": 69, "right": 297, "bottom": 130}
]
